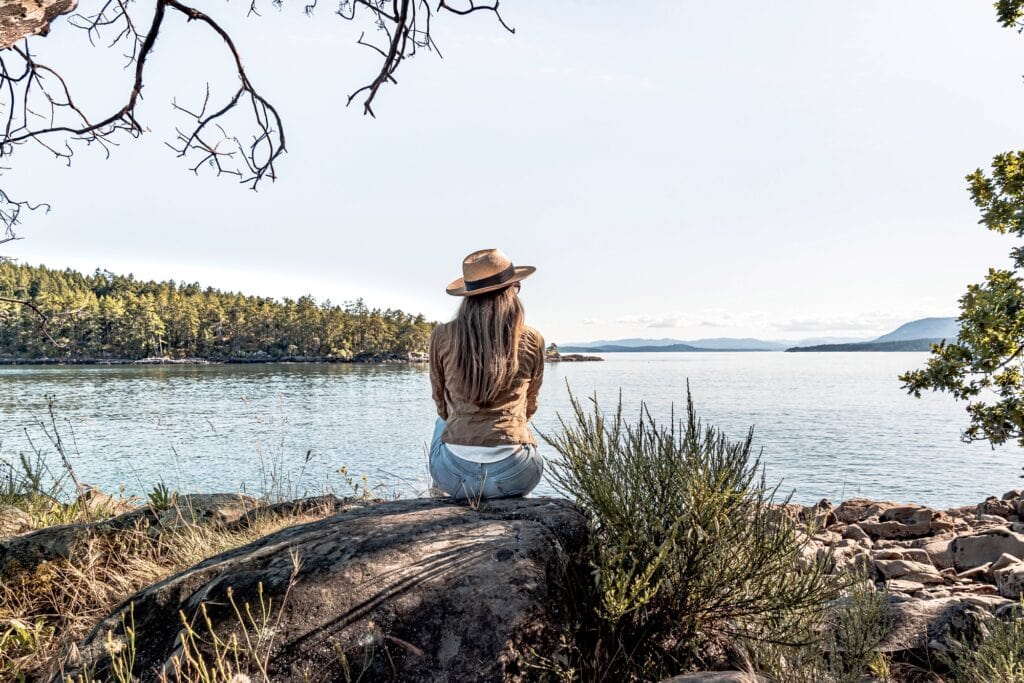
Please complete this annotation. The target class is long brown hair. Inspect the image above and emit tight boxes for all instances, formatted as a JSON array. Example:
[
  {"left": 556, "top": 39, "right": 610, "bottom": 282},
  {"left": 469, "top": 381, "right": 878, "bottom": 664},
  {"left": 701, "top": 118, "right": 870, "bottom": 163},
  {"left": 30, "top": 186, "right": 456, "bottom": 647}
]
[{"left": 450, "top": 285, "right": 525, "bottom": 405}]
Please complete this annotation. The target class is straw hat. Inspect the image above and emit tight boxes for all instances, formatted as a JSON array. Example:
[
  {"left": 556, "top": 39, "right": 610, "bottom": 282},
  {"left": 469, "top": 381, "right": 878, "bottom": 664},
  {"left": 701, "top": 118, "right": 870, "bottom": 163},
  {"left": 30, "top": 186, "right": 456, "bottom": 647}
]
[{"left": 446, "top": 248, "right": 536, "bottom": 297}]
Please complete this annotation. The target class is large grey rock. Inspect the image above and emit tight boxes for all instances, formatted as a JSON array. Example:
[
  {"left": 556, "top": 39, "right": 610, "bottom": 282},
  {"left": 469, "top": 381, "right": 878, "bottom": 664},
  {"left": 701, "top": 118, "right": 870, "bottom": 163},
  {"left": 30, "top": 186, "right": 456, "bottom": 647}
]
[
  {"left": 834, "top": 500, "right": 953, "bottom": 539},
  {"left": 951, "top": 528, "right": 1024, "bottom": 571},
  {"left": 874, "top": 559, "right": 943, "bottom": 584},
  {"left": 835, "top": 499, "right": 900, "bottom": 524},
  {"left": 59, "top": 497, "right": 587, "bottom": 683},
  {"left": 0, "top": 0, "right": 77, "bottom": 49},
  {"left": 880, "top": 596, "right": 1005, "bottom": 653},
  {"left": 859, "top": 506, "right": 935, "bottom": 540}
]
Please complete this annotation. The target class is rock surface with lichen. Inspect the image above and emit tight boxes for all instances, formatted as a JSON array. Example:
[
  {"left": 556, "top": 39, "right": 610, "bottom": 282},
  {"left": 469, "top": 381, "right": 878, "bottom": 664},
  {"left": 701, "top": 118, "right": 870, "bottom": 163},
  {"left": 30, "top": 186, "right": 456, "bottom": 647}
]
[
  {"left": 0, "top": 0, "right": 77, "bottom": 50},
  {"left": 56, "top": 497, "right": 586, "bottom": 683}
]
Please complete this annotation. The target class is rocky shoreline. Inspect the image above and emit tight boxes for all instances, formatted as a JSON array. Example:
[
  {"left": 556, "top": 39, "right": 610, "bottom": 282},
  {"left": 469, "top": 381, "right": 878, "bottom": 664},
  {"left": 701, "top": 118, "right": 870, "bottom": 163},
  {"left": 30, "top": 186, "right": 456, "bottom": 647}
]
[
  {"left": 785, "top": 490, "right": 1024, "bottom": 658},
  {"left": 1, "top": 351, "right": 605, "bottom": 365},
  {"left": 545, "top": 352, "right": 603, "bottom": 362},
  {"left": 6, "top": 488, "right": 1024, "bottom": 681},
  {"left": 0, "top": 351, "right": 430, "bottom": 366}
]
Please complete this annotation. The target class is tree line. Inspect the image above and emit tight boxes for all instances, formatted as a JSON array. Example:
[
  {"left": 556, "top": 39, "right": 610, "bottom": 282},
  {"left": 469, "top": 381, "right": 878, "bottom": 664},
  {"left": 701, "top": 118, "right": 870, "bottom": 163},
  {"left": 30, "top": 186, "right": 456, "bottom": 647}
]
[{"left": 0, "top": 263, "right": 436, "bottom": 361}]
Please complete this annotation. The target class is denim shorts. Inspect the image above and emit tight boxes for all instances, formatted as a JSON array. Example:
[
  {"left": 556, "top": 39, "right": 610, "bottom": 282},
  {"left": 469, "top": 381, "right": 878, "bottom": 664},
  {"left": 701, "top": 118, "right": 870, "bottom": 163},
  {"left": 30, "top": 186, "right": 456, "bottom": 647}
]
[{"left": 429, "top": 418, "right": 543, "bottom": 500}]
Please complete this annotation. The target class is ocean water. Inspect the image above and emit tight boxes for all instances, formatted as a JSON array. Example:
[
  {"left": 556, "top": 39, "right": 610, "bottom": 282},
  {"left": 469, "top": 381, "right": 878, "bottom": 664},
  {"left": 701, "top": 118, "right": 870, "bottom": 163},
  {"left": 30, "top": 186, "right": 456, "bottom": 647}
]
[{"left": 0, "top": 352, "right": 1018, "bottom": 508}]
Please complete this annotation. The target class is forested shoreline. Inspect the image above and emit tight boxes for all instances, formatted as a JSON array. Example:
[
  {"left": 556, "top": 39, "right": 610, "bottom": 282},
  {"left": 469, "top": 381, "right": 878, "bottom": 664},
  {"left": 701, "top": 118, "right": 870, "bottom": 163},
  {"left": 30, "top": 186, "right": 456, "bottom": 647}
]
[{"left": 0, "top": 263, "right": 436, "bottom": 362}]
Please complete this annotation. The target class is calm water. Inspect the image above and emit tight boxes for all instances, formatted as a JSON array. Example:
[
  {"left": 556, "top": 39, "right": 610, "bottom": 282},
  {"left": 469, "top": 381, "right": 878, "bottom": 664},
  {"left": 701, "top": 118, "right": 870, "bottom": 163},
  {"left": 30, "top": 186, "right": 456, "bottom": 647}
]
[{"left": 0, "top": 353, "right": 1018, "bottom": 507}]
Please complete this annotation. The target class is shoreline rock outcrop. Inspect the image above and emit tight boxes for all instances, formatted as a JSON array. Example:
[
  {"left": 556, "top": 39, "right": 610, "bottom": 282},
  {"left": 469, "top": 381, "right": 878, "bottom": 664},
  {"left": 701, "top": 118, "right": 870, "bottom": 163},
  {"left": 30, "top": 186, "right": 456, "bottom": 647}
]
[
  {"left": 56, "top": 497, "right": 587, "bottom": 683},
  {"left": 8, "top": 489, "right": 1024, "bottom": 681},
  {"left": 792, "top": 490, "right": 1024, "bottom": 659}
]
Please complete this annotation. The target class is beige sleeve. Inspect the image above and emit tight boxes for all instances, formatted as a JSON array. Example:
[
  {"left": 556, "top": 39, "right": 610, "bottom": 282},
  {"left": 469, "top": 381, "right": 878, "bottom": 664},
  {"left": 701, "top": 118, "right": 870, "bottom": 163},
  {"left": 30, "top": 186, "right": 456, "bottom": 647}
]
[
  {"left": 526, "top": 332, "right": 545, "bottom": 420},
  {"left": 429, "top": 326, "right": 448, "bottom": 420}
]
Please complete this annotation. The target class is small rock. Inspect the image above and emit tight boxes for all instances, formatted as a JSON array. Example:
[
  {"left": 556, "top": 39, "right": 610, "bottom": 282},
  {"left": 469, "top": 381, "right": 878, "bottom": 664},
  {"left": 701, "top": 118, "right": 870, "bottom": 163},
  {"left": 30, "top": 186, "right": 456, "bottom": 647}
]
[
  {"left": 915, "top": 536, "right": 955, "bottom": 570},
  {"left": 860, "top": 506, "right": 935, "bottom": 540},
  {"left": 1003, "top": 489, "right": 1022, "bottom": 501},
  {"left": 812, "top": 530, "right": 842, "bottom": 545},
  {"left": 875, "top": 559, "right": 944, "bottom": 584},
  {"left": 948, "top": 583, "right": 999, "bottom": 596},
  {"left": 835, "top": 499, "right": 899, "bottom": 524},
  {"left": 962, "top": 594, "right": 1014, "bottom": 611},
  {"left": 978, "top": 496, "right": 1016, "bottom": 520},
  {"left": 842, "top": 524, "right": 870, "bottom": 543},
  {"left": 873, "top": 548, "right": 933, "bottom": 564},
  {"left": 994, "top": 561, "right": 1024, "bottom": 599},
  {"left": 887, "top": 579, "right": 926, "bottom": 594},
  {"left": 76, "top": 486, "right": 135, "bottom": 517},
  {"left": 957, "top": 565, "right": 992, "bottom": 581},
  {"left": 0, "top": 505, "right": 31, "bottom": 536},
  {"left": 802, "top": 498, "right": 837, "bottom": 529},
  {"left": 991, "top": 552, "right": 1021, "bottom": 573},
  {"left": 975, "top": 514, "right": 1008, "bottom": 524}
]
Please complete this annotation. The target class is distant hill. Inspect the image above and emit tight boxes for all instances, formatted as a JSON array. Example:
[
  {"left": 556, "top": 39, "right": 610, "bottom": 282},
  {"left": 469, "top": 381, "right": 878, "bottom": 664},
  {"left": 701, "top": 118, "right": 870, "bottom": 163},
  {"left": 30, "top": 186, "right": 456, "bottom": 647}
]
[
  {"left": 560, "top": 338, "right": 688, "bottom": 349},
  {"left": 785, "top": 317, "right": 958, "bottom": 353},
  {"left": 561, "top": 319, "right": 959, "bottom": 354},
  {"left": 783, "top": 336, "right": 874, "bottom": 347},
  {"left": 560, "top": 343, "right": 708, "bottom": 353},
  {"left": 786, "top": 339, "right": 939, "bottom": 353},
  {"left": 684, "top": 337, "right": 788, "bottom": 351},
  {"left": 872, "top": 317, "right": 959, "bottom": 344},
  {"left": 560, "top": 336, "right": 864, "bottom": 353}
]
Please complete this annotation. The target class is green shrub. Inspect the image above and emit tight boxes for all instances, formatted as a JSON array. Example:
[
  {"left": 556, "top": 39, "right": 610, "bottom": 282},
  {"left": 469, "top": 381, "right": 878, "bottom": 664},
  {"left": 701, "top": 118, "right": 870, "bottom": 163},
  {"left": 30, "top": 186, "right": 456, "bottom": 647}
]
[
  {"left": 942, "top": 603, "right": 1024, "bottom": 683},
  {"left": 747, "top": 574, "right": 891, "bottom": 683},
  {"left": 543, "top": 389, "right": 841, "bottom": 679}
]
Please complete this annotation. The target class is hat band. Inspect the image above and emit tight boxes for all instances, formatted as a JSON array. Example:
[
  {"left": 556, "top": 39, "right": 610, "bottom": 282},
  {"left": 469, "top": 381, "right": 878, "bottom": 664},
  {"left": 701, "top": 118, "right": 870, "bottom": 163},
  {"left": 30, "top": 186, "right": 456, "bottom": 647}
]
[{"left": 465, "top": 264, "right": 516, "bottom": 291}]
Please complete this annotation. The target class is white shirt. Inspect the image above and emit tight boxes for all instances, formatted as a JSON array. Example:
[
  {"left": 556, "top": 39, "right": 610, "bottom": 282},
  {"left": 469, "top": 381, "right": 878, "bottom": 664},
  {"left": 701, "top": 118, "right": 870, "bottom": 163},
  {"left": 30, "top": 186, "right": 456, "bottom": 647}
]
[{"left": 446, "top": 443, "right": 531, "bottom": 464}]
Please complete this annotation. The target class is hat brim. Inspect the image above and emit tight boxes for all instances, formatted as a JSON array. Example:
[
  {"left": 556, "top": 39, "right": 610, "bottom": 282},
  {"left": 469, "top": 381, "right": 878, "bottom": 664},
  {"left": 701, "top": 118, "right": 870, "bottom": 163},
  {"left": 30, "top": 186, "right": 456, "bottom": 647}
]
[{"left": 446, "top": 265, "right": 536, "bottom": 297}]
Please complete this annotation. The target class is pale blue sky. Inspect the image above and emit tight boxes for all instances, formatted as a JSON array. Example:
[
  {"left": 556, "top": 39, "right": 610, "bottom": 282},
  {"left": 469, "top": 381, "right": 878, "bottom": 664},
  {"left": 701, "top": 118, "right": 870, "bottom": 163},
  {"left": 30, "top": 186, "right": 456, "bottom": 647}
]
[{"left": 4, "top": 1, "right": 1023, "bottom": 343}]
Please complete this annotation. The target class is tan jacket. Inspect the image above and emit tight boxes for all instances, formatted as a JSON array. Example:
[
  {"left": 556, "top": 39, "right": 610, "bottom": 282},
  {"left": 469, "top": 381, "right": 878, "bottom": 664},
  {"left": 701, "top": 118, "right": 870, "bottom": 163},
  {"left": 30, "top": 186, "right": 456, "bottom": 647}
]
[{"left": 429, "top": 322, "right": 545, "bottom": 447}]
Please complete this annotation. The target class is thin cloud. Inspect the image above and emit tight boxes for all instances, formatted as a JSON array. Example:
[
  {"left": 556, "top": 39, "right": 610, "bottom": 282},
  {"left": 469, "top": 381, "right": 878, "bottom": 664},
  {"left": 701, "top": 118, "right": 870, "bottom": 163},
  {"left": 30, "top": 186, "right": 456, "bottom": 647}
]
[
  {"left": 614, "top": 310, "right": 769, "bottom": 330},
  {"left": 773, "top": 312, "right": 914, "bottom": 334}
]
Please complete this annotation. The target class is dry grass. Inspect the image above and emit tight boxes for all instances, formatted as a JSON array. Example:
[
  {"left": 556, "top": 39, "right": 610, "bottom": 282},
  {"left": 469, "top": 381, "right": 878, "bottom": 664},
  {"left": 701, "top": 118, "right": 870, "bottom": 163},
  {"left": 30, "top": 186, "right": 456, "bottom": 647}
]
[{"left": 0, "top": 502, "right": 331, "bottom": 681}]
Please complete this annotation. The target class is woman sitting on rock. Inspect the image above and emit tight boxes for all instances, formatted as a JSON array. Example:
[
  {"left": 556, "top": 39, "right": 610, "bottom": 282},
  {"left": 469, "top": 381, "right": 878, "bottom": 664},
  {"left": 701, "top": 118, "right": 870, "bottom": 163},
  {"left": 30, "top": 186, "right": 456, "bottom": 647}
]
[{"left": 428, "top": 248, "right": 545, "bottom": 500}]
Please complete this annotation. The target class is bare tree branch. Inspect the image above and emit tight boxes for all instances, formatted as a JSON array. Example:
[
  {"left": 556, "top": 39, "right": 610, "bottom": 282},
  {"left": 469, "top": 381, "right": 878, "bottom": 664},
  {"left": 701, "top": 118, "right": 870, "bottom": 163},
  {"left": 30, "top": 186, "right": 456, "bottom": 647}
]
[
  {"left": 0, "top": 295, "right": 65, "bottom": 347},
  {"left": 0, "top": 0, "right": 513, "bottom": 232}
]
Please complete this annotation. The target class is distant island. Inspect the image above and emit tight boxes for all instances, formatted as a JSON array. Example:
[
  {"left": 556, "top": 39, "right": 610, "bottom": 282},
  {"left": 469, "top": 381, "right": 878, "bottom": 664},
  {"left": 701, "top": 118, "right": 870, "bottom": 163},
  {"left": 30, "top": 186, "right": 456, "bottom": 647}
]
[
  {"left": 0, "top": 263, "right": 434, "bottom": 364},
  {"left": 784, "top": 318, "right": 960, "bottom": 352},
  {"left": 785, "top": 339, "right": 939, "bottom": 352},
  {"left": 561, "top": 317, "right": 961, "bottom": 354}
]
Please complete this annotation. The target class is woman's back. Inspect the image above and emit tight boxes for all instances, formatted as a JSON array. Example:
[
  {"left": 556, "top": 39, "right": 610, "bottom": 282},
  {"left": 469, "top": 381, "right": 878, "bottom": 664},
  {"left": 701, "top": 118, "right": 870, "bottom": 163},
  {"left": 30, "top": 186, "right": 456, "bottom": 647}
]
[{"left": 429, "top": 322, "right": 545, "bottom": 447}]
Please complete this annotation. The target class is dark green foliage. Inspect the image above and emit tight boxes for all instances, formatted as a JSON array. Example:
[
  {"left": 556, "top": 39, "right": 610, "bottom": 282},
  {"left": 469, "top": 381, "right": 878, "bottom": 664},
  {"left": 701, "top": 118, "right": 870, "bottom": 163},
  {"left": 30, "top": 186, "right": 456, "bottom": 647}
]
[
  {"left": 0, "top": 263, "right": 435, "bottom": 360},
  {"left": 900, "top": 155, "right": 1024, "bottom": 445},
  {"left": 900, "top": 9, "right": 1024, "bottom": 447},
  {"left": 543, "top": 389, "right": 840, "bottom": 679},
  {"left": 997, "top": 0, "right": 1024, "bottom": 29}
]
